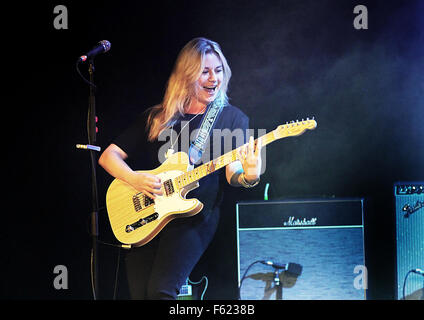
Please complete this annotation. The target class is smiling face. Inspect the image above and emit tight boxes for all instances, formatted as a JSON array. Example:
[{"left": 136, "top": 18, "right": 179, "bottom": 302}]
[{"left": 193, "top": 52, "right": 224, "bottom": 107}]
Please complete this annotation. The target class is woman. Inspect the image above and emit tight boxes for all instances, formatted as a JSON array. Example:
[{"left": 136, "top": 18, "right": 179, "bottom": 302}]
[{"left": 99, "top": 37, "right": 262, "bottom": 299}]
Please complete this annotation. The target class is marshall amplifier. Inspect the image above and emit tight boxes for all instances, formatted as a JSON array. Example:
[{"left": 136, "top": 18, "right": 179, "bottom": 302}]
[
  {"left": 236, "top": 198, "right": 366, "bottom": 300},
  {"left": 395, "top": 183, "right": 424, "bottom": 300}
]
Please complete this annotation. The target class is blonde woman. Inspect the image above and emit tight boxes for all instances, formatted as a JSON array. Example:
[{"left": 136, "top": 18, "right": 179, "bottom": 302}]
[{"left": 99, "top": 37, "right": 262, "bottom": 299}]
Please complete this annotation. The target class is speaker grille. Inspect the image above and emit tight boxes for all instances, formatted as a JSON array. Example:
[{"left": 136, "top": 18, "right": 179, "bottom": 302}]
[{"left": 395, "top": 183, "right": 424, "bottom": 300}]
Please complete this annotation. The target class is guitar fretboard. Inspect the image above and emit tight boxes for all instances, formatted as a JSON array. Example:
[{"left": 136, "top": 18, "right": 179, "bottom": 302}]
[{"left": 173, "top": 130, "right": 276, "bottom": 189}]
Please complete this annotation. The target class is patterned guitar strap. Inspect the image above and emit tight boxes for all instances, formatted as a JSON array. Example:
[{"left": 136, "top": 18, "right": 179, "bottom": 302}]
[{"left": 188, "top": 96, "right": 225, "bottom": 166}]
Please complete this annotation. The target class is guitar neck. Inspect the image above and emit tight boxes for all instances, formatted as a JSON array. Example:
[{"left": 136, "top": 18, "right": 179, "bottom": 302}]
[{"left": 173, "top": 130, "right": 277, "bottom": 189}]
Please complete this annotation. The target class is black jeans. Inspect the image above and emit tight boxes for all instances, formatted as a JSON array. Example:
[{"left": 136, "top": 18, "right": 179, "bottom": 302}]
[{"left": 124, "top": 207, "right": 219, "bottom": 300}]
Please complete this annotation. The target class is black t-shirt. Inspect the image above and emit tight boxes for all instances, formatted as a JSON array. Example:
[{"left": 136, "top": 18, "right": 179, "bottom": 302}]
[{"left": 113, "top": 104, "right": 249, "bottom": 217}]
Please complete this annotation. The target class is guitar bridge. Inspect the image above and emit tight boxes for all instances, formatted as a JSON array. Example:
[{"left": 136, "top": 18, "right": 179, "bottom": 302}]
[
  {"left": 132, "top": 193, "right": 154, "bottom": 212},
  {"left": 125, "top": 212, "right": 159, "bottom": 233}
]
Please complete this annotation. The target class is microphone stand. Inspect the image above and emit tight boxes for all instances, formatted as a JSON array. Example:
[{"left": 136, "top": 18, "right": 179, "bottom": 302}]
[
  {"left": 88, "top": 59, "right": 100, "bottom": 300},
  {"left": 273, "top": 268, "right": 283, "bottom": 300},
  {"left": 76, "top": 58, "right": 100, "bottom": 300}
]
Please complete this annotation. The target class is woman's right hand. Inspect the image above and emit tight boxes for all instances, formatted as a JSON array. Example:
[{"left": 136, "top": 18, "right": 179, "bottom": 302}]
[
  {"left": 128, "top": 171, "right": 163, "bottom": 200},
  {"left": 98, "top": 144, "right": 163, "bottom": 200}
]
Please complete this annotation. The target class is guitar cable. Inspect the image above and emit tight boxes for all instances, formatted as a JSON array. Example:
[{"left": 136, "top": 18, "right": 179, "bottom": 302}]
[
  {"left": 402, "top": 269, "right": 424, "bottom": 300},
  {"left": 85, "top": 207, "right": 131, "bottom": 248},
  {"left": 238, "top": 260, "right": 263, "bottom": 299},
  {"left": 188, "top": 276, "right": 209, "bottom": 300},
  {"left": 85, "top": 208, "right": 131, "bottom": 299}
]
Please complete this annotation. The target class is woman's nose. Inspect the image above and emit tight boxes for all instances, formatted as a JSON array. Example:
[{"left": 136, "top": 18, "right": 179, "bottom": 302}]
[{"left": 208, "top": 71, "right": 217, "bottom": 81}]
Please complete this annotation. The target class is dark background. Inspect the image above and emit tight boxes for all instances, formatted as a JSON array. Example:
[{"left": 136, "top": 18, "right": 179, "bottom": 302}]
[{"left": 2, "top": 0, "right": 423, "bottom": 300}]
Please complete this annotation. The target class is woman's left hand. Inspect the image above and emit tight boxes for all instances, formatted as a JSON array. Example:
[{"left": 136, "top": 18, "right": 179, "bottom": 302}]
[{"left": 237, "top": 136, "right": 262, "bottom": 183}]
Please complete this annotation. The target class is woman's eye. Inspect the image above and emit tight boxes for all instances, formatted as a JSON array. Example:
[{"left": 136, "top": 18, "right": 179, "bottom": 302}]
[{"left": 202, "top": 68, "right": 222, "bottom": 74}]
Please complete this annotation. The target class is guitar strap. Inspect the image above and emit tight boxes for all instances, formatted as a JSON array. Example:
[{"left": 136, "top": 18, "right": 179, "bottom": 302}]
[{"left": 188, "top": 96, "right": 225, "bottom": 165}]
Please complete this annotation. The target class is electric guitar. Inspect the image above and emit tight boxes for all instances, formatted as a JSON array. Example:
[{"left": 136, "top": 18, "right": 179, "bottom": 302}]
[{"left": 106, "top": 118, "right": 317, "bottom": 247}]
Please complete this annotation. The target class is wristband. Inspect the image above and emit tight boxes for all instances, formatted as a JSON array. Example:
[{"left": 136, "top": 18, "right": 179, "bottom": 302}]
[{"left": 239, "top": 172, "right": 260, "bottom": 188}]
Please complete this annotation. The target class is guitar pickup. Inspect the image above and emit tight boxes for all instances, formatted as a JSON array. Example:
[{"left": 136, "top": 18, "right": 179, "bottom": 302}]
[
  {"left": 163, "top": 179, "right": 175, "bottom": 196},
  {"left": 125, "top": 212, "right": 159, "bottom": 233}
]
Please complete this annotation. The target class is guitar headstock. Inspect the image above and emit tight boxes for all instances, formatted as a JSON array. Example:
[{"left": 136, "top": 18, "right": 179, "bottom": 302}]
[{"left": 274, "top": 117, "right": 317, "bottom": 139}]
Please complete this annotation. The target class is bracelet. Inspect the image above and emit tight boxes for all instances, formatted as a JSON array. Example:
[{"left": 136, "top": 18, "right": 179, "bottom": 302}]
[{"left": 239, "top": 172, "right": 260, "bottom": 188}]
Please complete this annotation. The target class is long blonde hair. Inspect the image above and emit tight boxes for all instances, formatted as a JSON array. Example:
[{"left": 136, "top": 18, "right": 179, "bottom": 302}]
[{"left": 146, "top": 37, "right": 232, "bottom": 141}]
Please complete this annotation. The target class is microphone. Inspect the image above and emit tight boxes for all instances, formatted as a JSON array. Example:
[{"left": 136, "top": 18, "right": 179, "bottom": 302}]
[
  {"left": 261, "top": 261, "right": 303, "bottom": 276},
  {"left": 261, "top": 260, "right": 286, "bottom": 269},
  {"left": 79, "top": 40, "right": 111, "bottom": 62},
  {"left": 411, "top": 268, "right": 424, "bottom": 276}
]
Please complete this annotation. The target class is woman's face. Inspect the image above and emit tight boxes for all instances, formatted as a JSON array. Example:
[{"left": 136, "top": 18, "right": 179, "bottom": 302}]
[{"left": 194, "top": 53, "right": 224, "bottom": 105}]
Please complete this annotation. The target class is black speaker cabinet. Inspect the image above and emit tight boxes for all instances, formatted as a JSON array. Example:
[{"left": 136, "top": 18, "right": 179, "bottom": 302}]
[
  {"left": 395, "top": 182, "right": 424, "bottom": 300},
  {"left": 236, "top": 199, "right": 366, "bottom": 300}
]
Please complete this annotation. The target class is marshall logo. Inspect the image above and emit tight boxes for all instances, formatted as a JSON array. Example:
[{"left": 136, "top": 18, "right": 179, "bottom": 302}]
[{"left": 283, "top": 216, "right": 317, "bottom": 227}]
